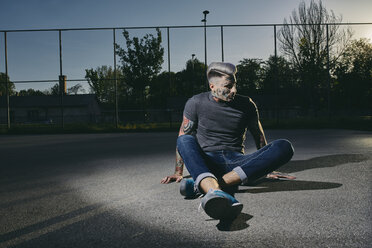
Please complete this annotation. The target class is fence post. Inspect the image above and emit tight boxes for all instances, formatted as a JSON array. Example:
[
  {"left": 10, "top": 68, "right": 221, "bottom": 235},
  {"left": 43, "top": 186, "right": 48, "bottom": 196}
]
[
  {"left": 274, "top": 25, "right": 279, "bottom": 125},
  {"left": 58, "top": 30, "right": 64, "bottom": 128},
  {"left": 113, "top": 28, "right": 119, "bottom": 128},
  {"left": 167, "top": 27, "right": 172, "bottom": 128},
  {"left": 203, "top": 17, "right": 208, "bottom": 90},
  {"left": 326, "top": 24, "right": 331, "bottom": 118},
  {"left": 4, "top": 32, "right": 10, "bottom": 129},
  {"left": 220, "top": 26, "right": 224, "bottom": 62}
]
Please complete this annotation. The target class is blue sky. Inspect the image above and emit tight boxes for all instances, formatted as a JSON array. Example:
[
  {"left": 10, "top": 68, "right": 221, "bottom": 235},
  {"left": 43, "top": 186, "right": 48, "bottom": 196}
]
[{"left": 0, "top": 0, "right": 371, "bottom": 92}]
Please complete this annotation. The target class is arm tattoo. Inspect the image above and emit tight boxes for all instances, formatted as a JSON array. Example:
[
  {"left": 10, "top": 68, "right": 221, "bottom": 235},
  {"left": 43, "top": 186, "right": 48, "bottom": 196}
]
[
  {"left": 174, "top": 116, "right": 196, "bottom": 175},
  {"left": 183, "top": 119, "right": 195, "bottom": 134},
  {"left": 175, "top": 148, "right": 184, "bottom": 175},
  {"left": 248, "top": 118, "right": 267, "bottom": 149},
  {"left": 179, "top": 116, "right": 196, "bottom": 136},
  {"left": 259, "top": 132, "right": 267, "bottom": 148}
]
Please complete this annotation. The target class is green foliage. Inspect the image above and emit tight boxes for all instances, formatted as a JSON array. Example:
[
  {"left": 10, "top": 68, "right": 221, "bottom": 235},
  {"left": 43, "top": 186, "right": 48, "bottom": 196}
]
[
  {"left": 47, "top": 83, "right": 60, "bottom": 96},
  {"left": 174, "top": 58, "right": 206, "bottom": 97},
  {"left": 85, "top": 65, "right": 120, "bottom": 104},
  {"left": 67, "top": 84, "right": 86, "bottom": 95},
  {"left": 147, "top": 71, "right": 173, "bottom": 108},
  {"left": 79, "top": 24, "right": 370, "bottom": 116},
  {"left": 334, "top": 38, "right": 372, "bottom": 109},
  {"left": 336, "top": 38, "right": 372, "bottom": 76},
  {"left": 261, "top": 56, "right": 298, "bottom": 90},
  {"left": 236, "top": 58, "right": 264, "bottom": 93},
  {"left": 0, "top": 72, "right": 16, "bottom": 96},
  {"left": 115, "top": 28, "right": 164, "bottom": 108},
  {"left": 18, "top": 88, "right": 45, "bottom": 96},
  {"left": 278, "top": 0, "right": 353, "bottom": 108},
  {"left": 84, "top": 29, "right": 164, "bottom": 109}
]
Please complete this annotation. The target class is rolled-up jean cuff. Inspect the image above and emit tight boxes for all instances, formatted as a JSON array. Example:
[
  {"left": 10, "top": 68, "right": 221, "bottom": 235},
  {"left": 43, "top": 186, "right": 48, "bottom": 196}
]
[
  {"left": 195, "top": 172, "right": 217, "bottom": 192},
  {"left": 233, "top": 166, "right": 248, "bottom": 184}
]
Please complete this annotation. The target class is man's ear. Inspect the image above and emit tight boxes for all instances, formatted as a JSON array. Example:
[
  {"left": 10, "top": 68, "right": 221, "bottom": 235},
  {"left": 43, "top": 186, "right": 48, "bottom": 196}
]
[{"left": 209, "top": 83, "right": 214, "bottom": 90}]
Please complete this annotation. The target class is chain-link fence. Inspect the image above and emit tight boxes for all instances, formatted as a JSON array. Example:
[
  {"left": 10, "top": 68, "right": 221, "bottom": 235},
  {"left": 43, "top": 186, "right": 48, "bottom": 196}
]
[{"left": 1, "top": 22, "right": 371, "bottom": 130}]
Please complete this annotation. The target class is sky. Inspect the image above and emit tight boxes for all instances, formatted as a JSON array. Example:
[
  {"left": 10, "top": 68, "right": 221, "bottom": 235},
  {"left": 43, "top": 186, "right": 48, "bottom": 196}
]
[{"left": 0, "top": 0, "right": 371, "bottom": 92}]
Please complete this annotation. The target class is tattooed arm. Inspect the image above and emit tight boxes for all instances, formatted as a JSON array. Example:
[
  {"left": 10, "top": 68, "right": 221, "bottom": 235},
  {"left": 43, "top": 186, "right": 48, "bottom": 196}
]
[
  {"left": 248, "top": 117, "right": 296, "bottom": 180},
  {"left": 161, "top": 116, "right": 196, "bottom": 184},
  {"left": 248, "top": 116, "right": 267, "bottom": 149}
]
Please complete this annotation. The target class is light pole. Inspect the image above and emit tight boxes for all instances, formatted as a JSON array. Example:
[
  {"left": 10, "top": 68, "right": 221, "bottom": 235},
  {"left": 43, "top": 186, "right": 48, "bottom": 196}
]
[
  {"left": 191, "top": 53, "right": 195, "bottom": 70},
  {"left": 191, "top": 54, "right": 195, "bottom": 94},
  {"left": 201, "top": 10, "right": 209, "bottom": 89}
]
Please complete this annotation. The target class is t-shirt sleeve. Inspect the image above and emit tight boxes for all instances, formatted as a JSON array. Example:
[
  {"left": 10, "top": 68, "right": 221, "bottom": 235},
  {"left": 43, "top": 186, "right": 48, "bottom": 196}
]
[{"left": 183, "top": 96, "right": 198, "bottom": 122}]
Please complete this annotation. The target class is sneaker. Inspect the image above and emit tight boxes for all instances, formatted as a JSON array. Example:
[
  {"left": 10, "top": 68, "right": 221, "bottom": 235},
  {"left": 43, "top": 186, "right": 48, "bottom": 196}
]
[
  {"left": 179, "top": 178, "right": 199, "bottom": 198},
  {"left": 201, "top": 189, "right": 243, "bottom": 220}
]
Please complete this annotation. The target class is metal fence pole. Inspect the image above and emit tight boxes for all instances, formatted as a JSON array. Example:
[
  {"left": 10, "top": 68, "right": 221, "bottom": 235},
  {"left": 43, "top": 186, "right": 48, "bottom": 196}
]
[
  {"left": 113, "top": 28, "right": 118, "bottom": 128},
  {"left": 4, "top": 32, "right": 10, "bottom": 129},
  {"left": 203, "top": 18, "right": 208, "bottom": 89},
  {"left": 274, "top": 25, "right": 279, "bottom": 125},
  {"left": 167, "top": 27, "right": 172, "bottom": 128},
  {"left": 200, "top": 11, "right": 210, "bottom": 90},
  {"left": 167, "top": 27, "right": 171, "bottom": 93},
  {"left": 220, "top": 26, "right": 224, "bottom": 62},
  {"left": 58, "top": 30, "right": 64, "bottom": 128},
  {"left": 326, "top": 24, "right": 331, "bottom": 117}
]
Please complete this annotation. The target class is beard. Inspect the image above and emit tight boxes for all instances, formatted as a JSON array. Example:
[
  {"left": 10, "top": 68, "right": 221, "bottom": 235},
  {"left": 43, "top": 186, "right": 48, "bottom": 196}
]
[{"left": 211, "top": 88, "right": 236, "bottom": 102}]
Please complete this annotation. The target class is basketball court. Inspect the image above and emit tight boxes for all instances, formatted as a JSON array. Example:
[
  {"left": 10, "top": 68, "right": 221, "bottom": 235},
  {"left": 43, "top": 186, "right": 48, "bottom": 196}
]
[{"left": 0, "top": 129, "right": 371, "bottom": 247}]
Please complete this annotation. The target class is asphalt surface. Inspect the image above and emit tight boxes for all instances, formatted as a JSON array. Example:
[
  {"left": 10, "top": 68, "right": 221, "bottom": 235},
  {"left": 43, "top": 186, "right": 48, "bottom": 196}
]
[{"left": 0, "top": 129, "right": 371, "bottom": 248}]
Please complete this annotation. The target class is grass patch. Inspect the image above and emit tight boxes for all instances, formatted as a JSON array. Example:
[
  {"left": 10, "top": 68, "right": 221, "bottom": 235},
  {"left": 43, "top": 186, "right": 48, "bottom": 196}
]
[
  {"left": 0, "top": 122, "right": 181, "bottom": 135},
  {"left": 262, "top": 116, "right": 372, "bottom": 131},
  {"left": 0, "top": 116, "right": 370, "bottom": 135}
]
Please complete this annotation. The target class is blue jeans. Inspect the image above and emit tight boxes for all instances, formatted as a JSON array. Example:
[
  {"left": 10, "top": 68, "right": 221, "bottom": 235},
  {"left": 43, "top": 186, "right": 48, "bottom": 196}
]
[{"left": 177, "top": 135, "right": 294, "bottom": 193}]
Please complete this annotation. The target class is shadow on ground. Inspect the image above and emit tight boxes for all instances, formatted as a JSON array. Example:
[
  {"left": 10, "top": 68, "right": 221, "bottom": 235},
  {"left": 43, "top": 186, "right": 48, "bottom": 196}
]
[
  {"left": 279, "top": 154, "right": 368, "bottom": 174},
  {"left": 216, "top": 213, "right": 253, "bottom": 232},
  {"left": 204, "top": 154, "right": 369, "bottom": 232},
  {"left": 238, "top": 153, "right": 368, "bottom": 194},
  {"left": 239, "top": 179, "right": 342, "bottom": 194},
  {"left": 5, "top": 211, "right": 206, "bottom": 248},
  {"left": 1, "top": 139, "right": 370, "bottom": 246}
]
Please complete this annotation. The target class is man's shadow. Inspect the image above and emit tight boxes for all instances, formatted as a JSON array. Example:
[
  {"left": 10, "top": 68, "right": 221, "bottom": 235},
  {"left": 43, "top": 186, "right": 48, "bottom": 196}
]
[
  {"left": 273, "top": 153, "right": 368, "bottom": 174},
  {"left": 218, "top": 153, "right": 368, "bottom": 231},
  {"left": 216, "top": 213, "right": 253, "bottom": 231},
  {"left": 240, "top": 153, "right": 367, "bottom": 192}
]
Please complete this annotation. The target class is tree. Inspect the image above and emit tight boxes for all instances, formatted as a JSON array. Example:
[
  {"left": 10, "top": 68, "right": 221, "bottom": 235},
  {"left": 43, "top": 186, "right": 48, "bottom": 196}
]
[
  {"left": 173, "top": 58, "right": 206, "bottom": 98},
  {"left": 18, "top": 88, "right": 45, "bottom": 96},
  {"left": 236, "top": 58, "right": 264, "bottom": 94},
  {"left": 85, "top": 66, "right": 123, "bottom": 105},
  {"left": 0, "top": 73, "right": 16, "bottom": 96},
  {"left": 148, "top": 71, "right": 174, "bottom": 108},
  {"left": 67, "top": 83, "right": 86, "bottom": 95},
  {"left": 334, "top": 38, "right": 372, "bottom": 109},
  {"left": 261, "top": 55, "right": 298, "bottom": 90},
  {"left": 115, "top": 28, "right": 164, "bottom": 108},
  {"left": 45, "top": 83, "right": 60, "bottom": 96},
  {"left": 278, "top": 0, "right": 352, "bottom": 108}
]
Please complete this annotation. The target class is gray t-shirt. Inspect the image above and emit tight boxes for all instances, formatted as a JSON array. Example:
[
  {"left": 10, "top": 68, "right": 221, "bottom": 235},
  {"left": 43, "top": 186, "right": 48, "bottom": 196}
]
[{"left": 183, "top": 92, "right": 258, "bottom": 153}]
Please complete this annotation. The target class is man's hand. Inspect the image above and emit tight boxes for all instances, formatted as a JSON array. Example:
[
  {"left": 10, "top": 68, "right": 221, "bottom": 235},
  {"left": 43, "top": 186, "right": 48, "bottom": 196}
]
[
  {"left": 266, "top": 171, "right": 296, "bottom": 180},
  {"left": 161, "top": 174, "right": 183, "bottom": 184}
]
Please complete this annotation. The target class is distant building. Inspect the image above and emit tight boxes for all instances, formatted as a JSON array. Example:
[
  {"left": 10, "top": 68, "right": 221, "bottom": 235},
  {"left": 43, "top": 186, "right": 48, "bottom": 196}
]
[{"left": 0, "top": 94, "right": 101, "bottom": 124}]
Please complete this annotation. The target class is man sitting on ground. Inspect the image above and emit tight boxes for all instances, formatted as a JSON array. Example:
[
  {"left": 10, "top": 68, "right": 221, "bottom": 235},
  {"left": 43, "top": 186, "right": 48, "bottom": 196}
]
[{"left": 161, "top": 62, "right": 295, "bottom": 220}]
